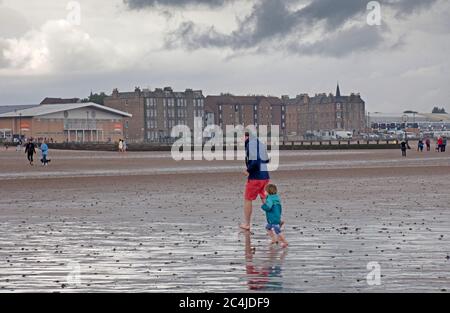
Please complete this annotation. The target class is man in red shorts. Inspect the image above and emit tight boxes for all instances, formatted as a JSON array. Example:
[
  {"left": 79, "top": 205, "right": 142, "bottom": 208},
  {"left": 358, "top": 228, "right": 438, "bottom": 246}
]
[{"left": 240, "top": 132, "right": 270, "bottom": 231}]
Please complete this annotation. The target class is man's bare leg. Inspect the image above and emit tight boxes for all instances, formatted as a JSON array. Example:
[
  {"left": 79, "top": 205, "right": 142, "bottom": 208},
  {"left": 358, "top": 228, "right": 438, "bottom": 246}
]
[{"left": 240, "top": 199, "right": 253, "bottom": 230}]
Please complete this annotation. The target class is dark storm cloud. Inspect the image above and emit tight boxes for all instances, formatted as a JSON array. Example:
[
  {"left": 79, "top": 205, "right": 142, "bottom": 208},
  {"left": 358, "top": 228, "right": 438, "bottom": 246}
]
[
  {"left": 166, "top": 0, "right": 300, "bottom": 50},
  {"left": 164, "top": 0, "right": 371, "bottom": 51},
  {"left": 288, "top": 24, "right": 388, "bottom": 57},
  {"left": 164, "top": 0, "right": 439, "bottom": 56},
  {"left": 124, "top": 0, "right": 228, "bottom": 9},
  {"left": 386, "top": 0, "right": 439, "bottom": 16}
]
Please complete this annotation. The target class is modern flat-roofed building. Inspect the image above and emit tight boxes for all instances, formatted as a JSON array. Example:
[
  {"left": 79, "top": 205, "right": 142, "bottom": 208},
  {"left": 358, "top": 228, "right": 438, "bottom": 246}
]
[
  {"left": 104, "top": 87, "right": 205, "bottom": 143},
  {"left": 0, "top": 102, "right": 132, "bottom": 143},
  {"left": 369, "top": 112, "right": 450, "bottom": 131}
]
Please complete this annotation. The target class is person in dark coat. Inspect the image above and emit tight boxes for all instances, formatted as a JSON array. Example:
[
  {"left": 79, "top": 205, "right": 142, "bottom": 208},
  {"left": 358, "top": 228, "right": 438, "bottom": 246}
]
[
  {"left": 400, "top": 140, "right": 408, "bottom": 157},
  {"left": 24, "top": 139, "right": 36, "bottom": 165}
]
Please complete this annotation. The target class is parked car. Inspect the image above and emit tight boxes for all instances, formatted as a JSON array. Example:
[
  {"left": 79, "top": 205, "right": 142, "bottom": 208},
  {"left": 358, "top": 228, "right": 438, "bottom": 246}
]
[
  {"left": 335, "top": 131, "right": 353, "bottom": 140},
  {"left": 381, "top": 134, "right": 396, "bottom": 140}
]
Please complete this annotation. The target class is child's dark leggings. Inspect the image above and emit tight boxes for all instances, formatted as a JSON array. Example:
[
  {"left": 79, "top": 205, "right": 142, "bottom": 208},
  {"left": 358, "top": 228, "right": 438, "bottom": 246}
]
[{"left": 27, "top": 153, "right": 33, "bottom": 163}]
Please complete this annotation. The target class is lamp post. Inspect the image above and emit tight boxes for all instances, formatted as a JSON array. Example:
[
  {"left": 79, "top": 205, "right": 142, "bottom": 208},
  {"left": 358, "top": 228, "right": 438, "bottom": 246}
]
[
  {"left": 402, "top": 114, "right": 409, "bottom": 142},
  {"left": 84, "top": 111, "right": 89, "bottom": 141},
  {"left": 19, "top": 112, "right": 22, "bottom": 138}
]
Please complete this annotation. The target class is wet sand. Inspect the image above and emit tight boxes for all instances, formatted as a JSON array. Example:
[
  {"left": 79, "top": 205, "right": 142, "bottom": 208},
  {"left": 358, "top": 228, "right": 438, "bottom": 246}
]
[{"left": 0, "top": 148, "right": 449, "bottom": 292}]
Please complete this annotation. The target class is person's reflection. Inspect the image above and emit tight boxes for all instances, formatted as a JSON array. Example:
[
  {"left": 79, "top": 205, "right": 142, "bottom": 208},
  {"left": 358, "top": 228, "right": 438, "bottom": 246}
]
[{"left": 244, "top": 231, "right": 287, "bottom": 291}]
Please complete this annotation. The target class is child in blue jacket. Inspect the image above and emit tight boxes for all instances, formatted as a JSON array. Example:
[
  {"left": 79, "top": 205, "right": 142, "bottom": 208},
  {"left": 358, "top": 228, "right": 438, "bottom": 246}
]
[
  {"left": 261, "top": 184, "right": 288, "bottom": 248},
  {"left": 40, "top": 142, "right": 51, "bottom": 166}
]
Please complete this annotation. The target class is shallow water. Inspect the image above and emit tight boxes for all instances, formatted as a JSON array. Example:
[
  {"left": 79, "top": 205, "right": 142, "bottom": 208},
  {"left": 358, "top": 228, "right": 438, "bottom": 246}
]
[
  {"left": 0, "top": 150, "right": 449, "bottom": 292},
  {"left": 0, "top": 155, "right": 449, "bottom": 180},
  {"left": 1, "top": 211, "right": 449, "bottom": 293}
]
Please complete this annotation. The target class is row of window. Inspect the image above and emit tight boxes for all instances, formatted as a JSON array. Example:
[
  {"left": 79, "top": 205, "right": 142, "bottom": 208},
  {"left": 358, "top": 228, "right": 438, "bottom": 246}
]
[
  {"left": 147, "top": 119, "right": 189, "bottom": 129},
  {"left": 147, "top": 108, "right": 157, "bottom": 118},
  {"left": 147, "top": 120, "right": 157, "bottom": 128},
  {"left": 293, "top": 112, "right": 344, "bottom": 119},
  {"left": 147, "top": 130, "right": 171, "bottom": 139},
  {"left": 145, "top": 98, "right": 204, "bottom": 108},
  {"left": 218, "top": 105, "right": 348, "bottom": 115},
  {"left": 149, "top": 108, "right": 204, "bottom": 118},
  {"left": 220, "top": 105, "right": 287, "bottom": 112},
  {"left": 194, "top": 99, "right": 204, "bottom": 108},
  {"left": 164, "top": 108, "right": 187, "bottom": 118},
  {"left": 147, "top": 131, "right": 159, "bottom": 141}
]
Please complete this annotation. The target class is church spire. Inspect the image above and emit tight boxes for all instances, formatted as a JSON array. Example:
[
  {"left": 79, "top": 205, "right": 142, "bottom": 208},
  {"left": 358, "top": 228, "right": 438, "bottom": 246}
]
[{"left": 336, "top": 82, "right": 341, "bottom": 98}]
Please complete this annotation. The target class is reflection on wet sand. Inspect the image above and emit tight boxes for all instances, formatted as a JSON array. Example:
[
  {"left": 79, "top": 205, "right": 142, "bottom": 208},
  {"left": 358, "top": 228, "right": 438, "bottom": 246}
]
[{"left": 244, "top": 231, "right": 287, "bottom": 291}]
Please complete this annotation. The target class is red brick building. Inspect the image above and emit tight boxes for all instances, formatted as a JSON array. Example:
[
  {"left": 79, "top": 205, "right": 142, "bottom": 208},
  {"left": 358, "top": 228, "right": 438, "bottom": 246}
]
[{"left": 0, "top": 102, "right": 131, "bottom": 143}]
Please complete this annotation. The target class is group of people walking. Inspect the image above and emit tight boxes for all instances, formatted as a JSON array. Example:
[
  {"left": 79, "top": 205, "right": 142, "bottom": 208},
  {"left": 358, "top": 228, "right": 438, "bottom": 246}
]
[
  {"left": 118, "top": 139, "right": 127, "bottom": 153},
  {"left": 22, "top": 138, "right": 51, "bottom": 166},
  {"left": 436, "top": 136, "right": 447, "bottom": 152},
  {"left": 402, "top": 137, "right": 447, "bottom": 157}
]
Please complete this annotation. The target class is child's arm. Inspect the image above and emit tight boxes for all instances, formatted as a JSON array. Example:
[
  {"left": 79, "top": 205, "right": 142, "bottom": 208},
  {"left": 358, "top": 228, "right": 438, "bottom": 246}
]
[{"left": 261, "top": 197, "right": 273, "bottom": 212}]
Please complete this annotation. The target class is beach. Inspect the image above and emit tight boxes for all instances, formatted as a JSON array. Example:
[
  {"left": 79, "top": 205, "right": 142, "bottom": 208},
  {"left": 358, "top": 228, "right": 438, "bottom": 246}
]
[{"left": 0, "top": 148, "right": 449, "bottom": 292}]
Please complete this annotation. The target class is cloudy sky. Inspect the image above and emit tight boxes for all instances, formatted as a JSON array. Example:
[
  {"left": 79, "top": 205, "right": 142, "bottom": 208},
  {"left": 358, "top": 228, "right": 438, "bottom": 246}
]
[{"left": 0, "top": 0, "right": 449, "bottom": 113}]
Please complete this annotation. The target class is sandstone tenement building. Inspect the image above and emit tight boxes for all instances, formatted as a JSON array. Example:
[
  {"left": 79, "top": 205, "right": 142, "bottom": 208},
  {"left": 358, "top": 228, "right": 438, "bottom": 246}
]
[
  {"left": 205, "top": 84, "right": 366, "bottom": 140},
  {"left": 103, "top": 84, "right": 365, "bottom": 142},
  {"left": 104, "top": 87, "right": 205, "bottom": 143},
  {"left": 204, "top": 95, "right": 284, "bottom": 137},
  {"left": 284, "top": 84, "right": 366, "bottom": 139}
]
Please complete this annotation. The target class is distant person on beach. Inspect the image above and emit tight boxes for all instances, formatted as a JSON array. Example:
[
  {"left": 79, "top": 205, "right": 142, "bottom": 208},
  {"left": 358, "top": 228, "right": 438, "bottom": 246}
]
[
  {"left": 40, "top": 140, "right": 51, "bottom": 166},
  {"left": 417, "top": 139, "right": 424, "bottom": 152},
  {"left": 443, "top": 137, "right": 447, "bottom": 152},
  {"left": 118, "top": 139, "right": 123, "bottom": 153},
  {"left": 123, "top": 140, "right": 127, "bottom": 152},
  {"left": 437, "top": 137, "right": 443, "bottom": 152},
  {"left": 425, "top": 138, "right": 431, "bottom": 151},
  {"left": 16, "top": 139, "right": 22, "bottom": 152},
  {"left": 261, "top": 184, "right": 288, "bottom": 248},
  {"left": 24, "top": 139, "right": 36, "bottom": 165},
  {"left": 400, "top": 140, "right": 408, "bottom": 157},
  {"left": 240, "top": 131, "right": 270, "bottom": 231}
]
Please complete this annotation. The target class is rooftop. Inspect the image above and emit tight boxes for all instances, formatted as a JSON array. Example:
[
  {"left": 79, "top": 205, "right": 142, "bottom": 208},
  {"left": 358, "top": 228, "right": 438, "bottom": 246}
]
[
  {"left": 0, "top": 105, "right": 39, "bottom": 115},
  {"left": 0, "top": 103, "right": 132, "bottom": 118},
  {"left": 369, "top": 112, "right": 450, "bottom": 122},
  {"left": 40, "top": 97, "right": 81, "bottom": 105}
]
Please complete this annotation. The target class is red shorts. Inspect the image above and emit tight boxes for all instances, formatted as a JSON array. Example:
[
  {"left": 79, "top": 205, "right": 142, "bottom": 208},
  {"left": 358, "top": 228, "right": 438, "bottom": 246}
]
[{"left": 245, "top": 179, "right": 270, "bottom": 201}]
